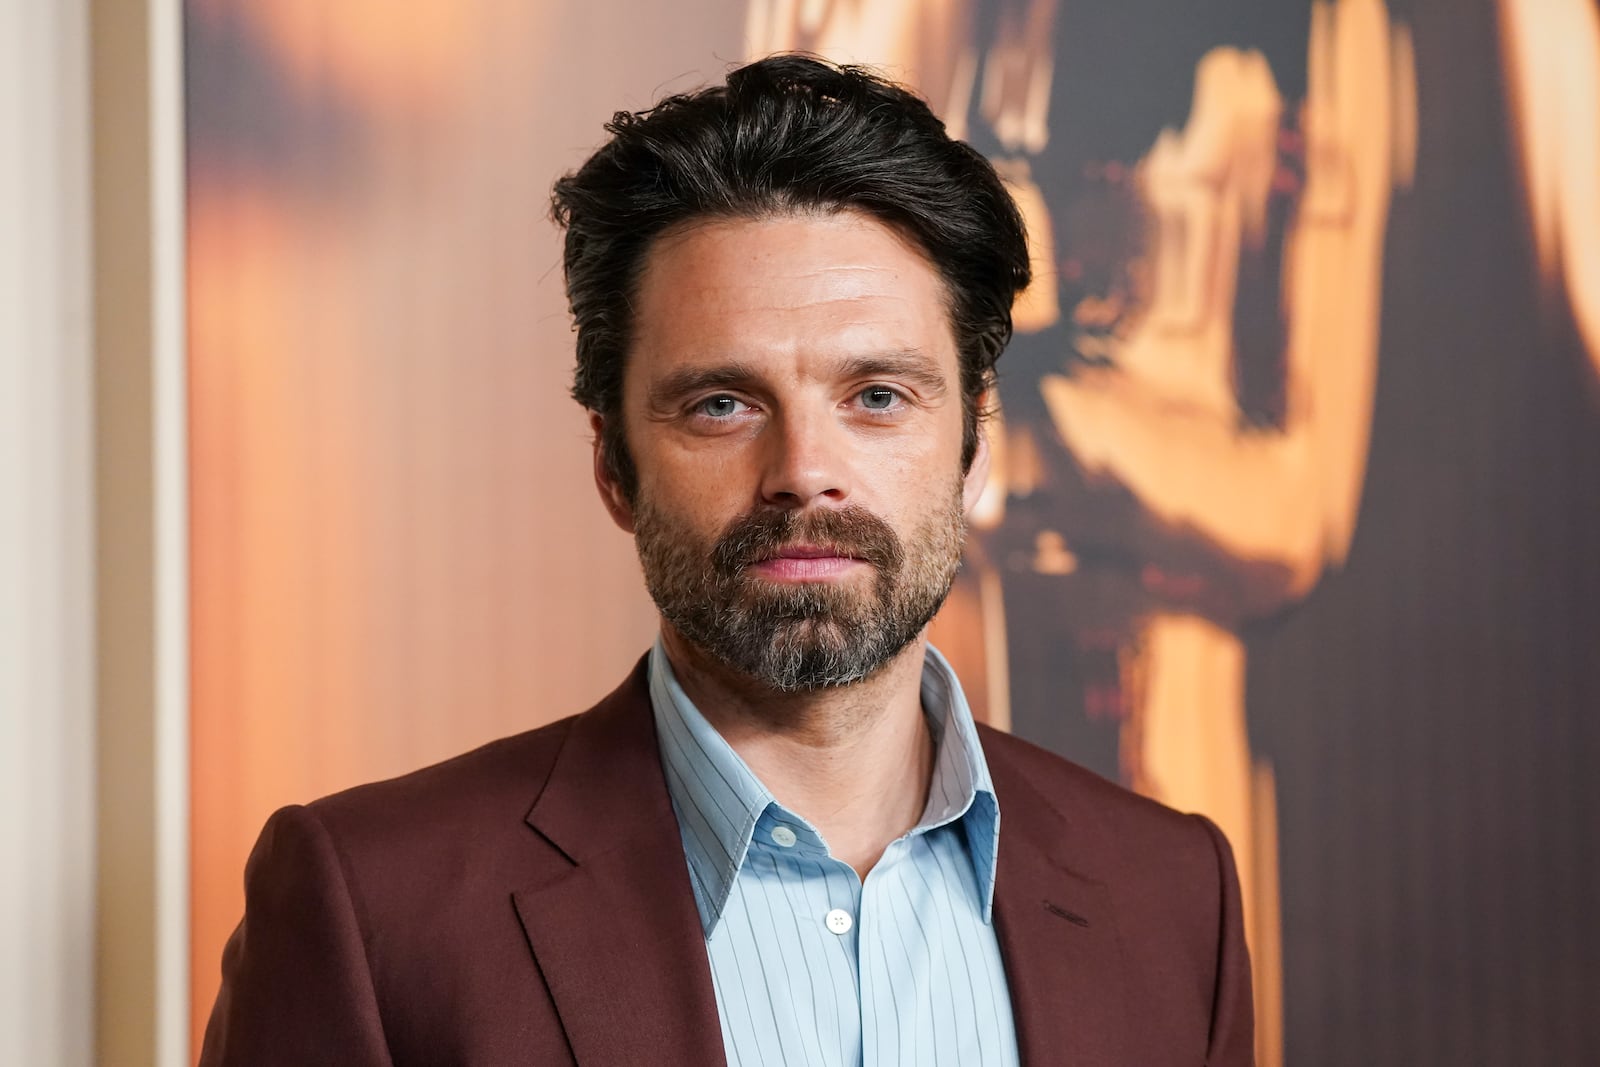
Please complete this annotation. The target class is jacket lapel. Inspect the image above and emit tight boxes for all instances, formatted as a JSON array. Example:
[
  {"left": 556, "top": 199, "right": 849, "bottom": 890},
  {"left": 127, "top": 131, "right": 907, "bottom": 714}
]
[
  {"left": 985, "top": 736, "right": 1132, "bottom": 1067},
  {"left": 514, "top": 660, "right": 727, "bottom": 1067}
]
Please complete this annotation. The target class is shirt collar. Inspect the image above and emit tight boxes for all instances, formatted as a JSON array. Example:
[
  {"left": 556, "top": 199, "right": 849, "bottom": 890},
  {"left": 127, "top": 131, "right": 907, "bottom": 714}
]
[{"left": 648, "top": 637, "right": 1002, "bottom": 937}]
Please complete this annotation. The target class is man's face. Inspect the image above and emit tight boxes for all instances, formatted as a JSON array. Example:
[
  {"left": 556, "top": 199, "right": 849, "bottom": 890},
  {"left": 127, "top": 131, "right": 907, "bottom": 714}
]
[{"left": 594, "top": 209, "right": 990, "bottom": 690}]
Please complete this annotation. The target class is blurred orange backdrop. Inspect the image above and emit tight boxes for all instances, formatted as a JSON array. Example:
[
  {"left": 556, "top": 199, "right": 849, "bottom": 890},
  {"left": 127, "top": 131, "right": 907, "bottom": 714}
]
[{"left": 186, "top": 1, "right": 745, "bottom": 1053}]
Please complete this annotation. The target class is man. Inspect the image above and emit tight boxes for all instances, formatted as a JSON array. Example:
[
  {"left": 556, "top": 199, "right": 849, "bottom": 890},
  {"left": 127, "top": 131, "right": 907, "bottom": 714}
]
[{"left": 200, "top": 55, "right": 1253, "bottom": 1066}]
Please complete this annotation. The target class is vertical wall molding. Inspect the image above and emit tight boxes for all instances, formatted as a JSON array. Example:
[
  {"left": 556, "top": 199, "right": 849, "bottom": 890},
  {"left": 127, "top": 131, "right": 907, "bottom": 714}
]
[{"left": 93, "top": 0, "right": 189, "bottom": 1063}]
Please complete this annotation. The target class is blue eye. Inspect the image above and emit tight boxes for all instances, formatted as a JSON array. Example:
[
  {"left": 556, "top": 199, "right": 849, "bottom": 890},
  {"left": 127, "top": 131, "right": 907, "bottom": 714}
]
[
  {"left": 860, "top": 387, "right": 899, "bottom": 410},
  {"left": 697, "top": 395, "right": 745, "bottom": 418}
]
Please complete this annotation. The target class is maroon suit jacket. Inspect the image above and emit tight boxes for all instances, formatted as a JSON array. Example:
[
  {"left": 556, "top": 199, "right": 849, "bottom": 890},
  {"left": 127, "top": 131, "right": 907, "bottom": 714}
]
[{"left": 200, "top": 658, "right": 1254, "bottom": 1065}]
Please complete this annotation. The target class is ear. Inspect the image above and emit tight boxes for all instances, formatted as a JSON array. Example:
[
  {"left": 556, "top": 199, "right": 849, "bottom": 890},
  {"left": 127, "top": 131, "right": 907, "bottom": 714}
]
[
  {"left": 590, "top": 412, "right": 636, "bottom": 533},
  {"left": 961, "top": 418, "right": 992, "bottom": 517}
]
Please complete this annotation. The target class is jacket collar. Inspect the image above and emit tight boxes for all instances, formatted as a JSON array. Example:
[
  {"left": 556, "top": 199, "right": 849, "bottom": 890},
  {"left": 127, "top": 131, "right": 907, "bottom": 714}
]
[
  {"left": 514, "top": 657, "right": 728, "bottom": 1067},
  {"left": 514, "top": 658, "right": 1132, "bottom": 1067},
  {"left": 982, "top": 727, "right": 1134, "bottom": 1067}
]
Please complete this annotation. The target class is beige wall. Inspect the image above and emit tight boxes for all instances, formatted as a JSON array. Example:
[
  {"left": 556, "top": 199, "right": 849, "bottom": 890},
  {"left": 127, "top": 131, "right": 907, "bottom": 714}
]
[{"left": 0, "top": 1, "right": 95, "bottom": 1064}]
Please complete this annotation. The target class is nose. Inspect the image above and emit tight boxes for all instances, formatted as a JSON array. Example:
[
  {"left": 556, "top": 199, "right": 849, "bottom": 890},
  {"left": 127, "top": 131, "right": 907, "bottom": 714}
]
[{"left": 757, "top": 406, "right": 852, "bottom": 509}]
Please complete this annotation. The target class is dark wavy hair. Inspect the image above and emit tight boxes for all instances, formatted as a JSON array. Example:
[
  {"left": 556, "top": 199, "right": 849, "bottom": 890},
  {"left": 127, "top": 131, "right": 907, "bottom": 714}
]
[{"left": 551, "top": 54, "right": 1031, "bottom": 496}]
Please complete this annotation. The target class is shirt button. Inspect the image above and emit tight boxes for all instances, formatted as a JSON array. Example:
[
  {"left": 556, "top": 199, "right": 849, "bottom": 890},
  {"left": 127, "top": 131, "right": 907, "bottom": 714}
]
[
  {"left": 824, "top": 908, "right": 854, "bottom": 935},
  {"left": 770, "top": 825, "right": 798, "bottom": 848}
]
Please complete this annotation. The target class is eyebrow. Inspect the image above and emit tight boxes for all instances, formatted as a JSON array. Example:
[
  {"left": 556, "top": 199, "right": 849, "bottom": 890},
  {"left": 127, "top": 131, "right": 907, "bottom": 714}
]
[
  {"left": 645, "top": 349, "right": 950, "bottom": 410},
  {"left": 646, "top": 362, "right": 765, "bottom": 410},
  {"left": 837, "top": 351, "right": 949, "bottom": 395}
]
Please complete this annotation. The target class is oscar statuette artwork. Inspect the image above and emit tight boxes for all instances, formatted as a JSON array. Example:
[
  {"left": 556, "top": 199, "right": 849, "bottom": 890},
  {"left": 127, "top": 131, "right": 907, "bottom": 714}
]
[
  {"left": 185, "top": 0, "right": 1600, "bottom": 1060},
  {"left": 750, "top": 2, "right": 1418, "bottom": 1062},
  {"left": 1497, "top": 0, "right": 1600, "bottom": 379}
]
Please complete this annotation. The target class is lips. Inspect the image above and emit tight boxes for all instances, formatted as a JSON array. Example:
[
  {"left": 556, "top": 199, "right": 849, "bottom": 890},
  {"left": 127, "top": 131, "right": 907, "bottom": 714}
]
[
  {"left": 710, "top": 505, "right": 905, "bottom": 580},
  {"left": 748, "top": 551, "right": 866, "bottom": 582},
  {"left": 762, "top": 544, "right": 859, "bottom": 562}
]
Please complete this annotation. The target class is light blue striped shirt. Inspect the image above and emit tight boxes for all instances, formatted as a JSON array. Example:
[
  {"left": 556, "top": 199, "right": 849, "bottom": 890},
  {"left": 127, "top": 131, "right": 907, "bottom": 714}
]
[{"left": 649, "top": 640, "right": 1021, "bottom": 1067}]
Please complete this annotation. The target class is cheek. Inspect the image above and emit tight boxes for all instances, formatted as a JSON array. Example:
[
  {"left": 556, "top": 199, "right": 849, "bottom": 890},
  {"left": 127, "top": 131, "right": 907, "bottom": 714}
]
[
  {"left": 636, "top": 448, "right": 749, "bottom": 530},
  {"left": 879, "top": 413, "right": 966, "bottom": 476}
]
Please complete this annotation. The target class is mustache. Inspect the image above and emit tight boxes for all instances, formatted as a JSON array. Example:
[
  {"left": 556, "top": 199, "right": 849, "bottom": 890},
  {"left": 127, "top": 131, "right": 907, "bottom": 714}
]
[{"left": 711, "top": 506, "right": 905, "bottom": 578}]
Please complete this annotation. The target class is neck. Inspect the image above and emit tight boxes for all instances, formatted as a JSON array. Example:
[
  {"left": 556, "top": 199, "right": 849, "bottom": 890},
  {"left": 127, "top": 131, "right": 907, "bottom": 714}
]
[{"left": 660, "top": 625, "right": 936, "bottom": 880}]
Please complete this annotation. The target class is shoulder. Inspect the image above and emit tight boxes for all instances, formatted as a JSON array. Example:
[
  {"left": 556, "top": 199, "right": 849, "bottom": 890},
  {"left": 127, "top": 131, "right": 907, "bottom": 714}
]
[
  {"left": 233, "top": 716, "right": 587, "bottom": 914},
  {"left": 977, "top": 724, "right": 1253, "bottom": 1054},
  {"left": 976, "top": 723, "right": 1234, "bottom": 886},
  {"left": 300, "top": 655, "right": 653, "bottom": 845},
  {"left": 305, "top": 715, "right": 579, "bottom": 839},
  {"left": 272, "top": 656, "right": 651, "bottom": 879},
  {"left": 977, "top": 723, "right": 1191, "bottom": 828},
  {"left": 208, "top": 673, "right": 652, "bottom": 1064}
]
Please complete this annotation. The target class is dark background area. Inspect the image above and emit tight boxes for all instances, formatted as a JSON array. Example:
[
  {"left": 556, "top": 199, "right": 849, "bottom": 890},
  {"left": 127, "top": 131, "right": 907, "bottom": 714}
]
[{"left": 1249, "top": 2, "right": 1600, "bottom": 1062}]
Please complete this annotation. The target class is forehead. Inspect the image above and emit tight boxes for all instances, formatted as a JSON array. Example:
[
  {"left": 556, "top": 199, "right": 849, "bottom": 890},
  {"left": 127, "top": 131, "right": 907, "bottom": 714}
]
[{"left": 627, "top": 210, "right": 956, "bottom": 381}]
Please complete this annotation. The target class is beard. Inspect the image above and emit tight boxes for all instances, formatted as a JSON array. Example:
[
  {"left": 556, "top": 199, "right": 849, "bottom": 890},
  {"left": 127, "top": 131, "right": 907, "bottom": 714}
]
[{"left": 633, "top": 484, "right": 967, "bottom": 692}]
